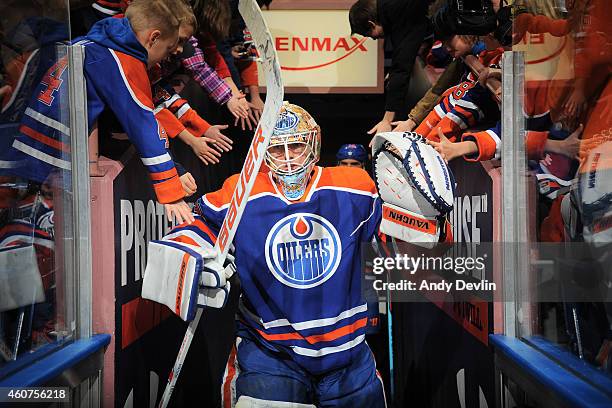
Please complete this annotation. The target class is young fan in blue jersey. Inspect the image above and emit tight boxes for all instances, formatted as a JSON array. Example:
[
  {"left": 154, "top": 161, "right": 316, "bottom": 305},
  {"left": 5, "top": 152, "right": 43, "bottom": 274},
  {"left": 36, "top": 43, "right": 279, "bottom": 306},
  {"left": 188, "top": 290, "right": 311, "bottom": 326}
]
[{"left": 11, "top": 0, "right": 194, "bottom": 224}]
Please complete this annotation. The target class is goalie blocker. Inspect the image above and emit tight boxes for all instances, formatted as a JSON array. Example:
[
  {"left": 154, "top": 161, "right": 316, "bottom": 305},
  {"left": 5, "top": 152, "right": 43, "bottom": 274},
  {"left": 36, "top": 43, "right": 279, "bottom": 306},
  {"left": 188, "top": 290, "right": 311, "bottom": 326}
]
[
  {"left": 371, "top": 132, "right": 456, "bottom": 248},
  {"left": 141, "top": 215, "right": 235, "bottom": 322}
]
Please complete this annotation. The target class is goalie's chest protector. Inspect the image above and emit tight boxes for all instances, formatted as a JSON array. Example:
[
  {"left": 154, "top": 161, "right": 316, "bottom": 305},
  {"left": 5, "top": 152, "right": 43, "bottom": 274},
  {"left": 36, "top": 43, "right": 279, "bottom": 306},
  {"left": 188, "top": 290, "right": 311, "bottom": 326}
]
[{"left": 196, "top": 166, "right": 381, "bottom": 373}]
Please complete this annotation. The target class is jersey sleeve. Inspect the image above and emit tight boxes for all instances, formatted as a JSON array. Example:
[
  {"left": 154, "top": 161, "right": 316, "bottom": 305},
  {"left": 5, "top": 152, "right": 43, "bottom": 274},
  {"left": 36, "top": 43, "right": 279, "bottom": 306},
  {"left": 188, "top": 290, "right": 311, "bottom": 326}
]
[
  {"left": 199, "top": 33, "right": 231, "bottom": 79},
  {"left": 194, "top": 174, "right": 239, "bottom": 228},
  {"left": 362, "top": 196, "right": 382, "bottom": 242},
  {"left": 87, "top": 50, "right": 185, "bottom": 204},
  {"left": 181, "top": 36, "right": 232, "bottom": 105},
  {"left": 461, "top": 120, "right": 502, "bottom": 162},
  {"left": 237, "top": 59, "right": 258, "bottom": 87},
  {"left": 152, "top": 83, "right": 211, "bottom": 137}
]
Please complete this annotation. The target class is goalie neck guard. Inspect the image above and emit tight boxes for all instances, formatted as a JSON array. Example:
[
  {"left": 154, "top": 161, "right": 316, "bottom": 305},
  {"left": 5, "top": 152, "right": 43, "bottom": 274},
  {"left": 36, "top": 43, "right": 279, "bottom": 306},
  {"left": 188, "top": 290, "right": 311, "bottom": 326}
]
[{"left": 265, "top": 102, "right": 321, "bottom": 200}]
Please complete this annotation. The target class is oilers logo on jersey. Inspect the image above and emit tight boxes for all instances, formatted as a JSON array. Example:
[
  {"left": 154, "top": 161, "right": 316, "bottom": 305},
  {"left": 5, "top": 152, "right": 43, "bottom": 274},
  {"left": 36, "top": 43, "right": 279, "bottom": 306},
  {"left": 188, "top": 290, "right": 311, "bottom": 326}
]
[{"left": 265, "top": 213, "right": 342, "bottom": 289}]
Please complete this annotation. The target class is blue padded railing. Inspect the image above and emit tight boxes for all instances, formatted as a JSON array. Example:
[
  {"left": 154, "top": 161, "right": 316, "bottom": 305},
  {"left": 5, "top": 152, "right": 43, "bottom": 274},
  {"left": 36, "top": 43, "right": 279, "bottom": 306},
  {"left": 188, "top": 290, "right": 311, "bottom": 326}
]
[
  {"left": 490, "top": 334, "right": 612, "bottom": 408},
  {"left": 0, "top": 334, "right": 110, "bottom": 387}
]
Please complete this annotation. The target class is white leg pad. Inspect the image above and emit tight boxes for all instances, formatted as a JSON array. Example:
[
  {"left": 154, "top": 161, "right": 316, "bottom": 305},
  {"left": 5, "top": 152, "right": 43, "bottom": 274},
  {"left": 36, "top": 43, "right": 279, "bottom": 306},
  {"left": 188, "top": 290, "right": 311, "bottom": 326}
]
[{"left": 236, "top": 396, "right": 315, "bottom": 408}]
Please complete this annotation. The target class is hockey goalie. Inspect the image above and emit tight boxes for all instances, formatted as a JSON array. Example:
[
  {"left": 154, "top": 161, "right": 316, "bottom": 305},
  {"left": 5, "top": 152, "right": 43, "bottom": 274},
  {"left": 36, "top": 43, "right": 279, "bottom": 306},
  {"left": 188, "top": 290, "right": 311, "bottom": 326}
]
[{"left": 142, "top": 102, "right": 455, "bottom": 407}]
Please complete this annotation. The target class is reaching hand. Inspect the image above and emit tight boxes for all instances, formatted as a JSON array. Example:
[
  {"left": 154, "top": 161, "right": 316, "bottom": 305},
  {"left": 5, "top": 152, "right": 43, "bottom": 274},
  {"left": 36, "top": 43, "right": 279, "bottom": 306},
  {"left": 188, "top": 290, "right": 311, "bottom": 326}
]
[
  {"left": 227, "top": 93, "right": 249, "bottom": 122},
  {"left": 367, "top": 119, "right": 393, "bottom": 147},
  {"left": 564, "top": 87, "right": 586, "bottom": 121},
  {"left": 391, "top": 119, "right": 417, "bottom": 132},
  {"left": 180, "top": 172, "right": 198, "bottom": 197},
  {"left": 561, "top": 124, "right": 583, "bottom": 160},
  {"left": 478, "top": 67, "right": 501, "bottom": 87},
  {"left": 190, "top": 135, "right": 222, "bottom": 164},
  {"left": 426, "top": 127, "right": 475, "bottom": 162},
  {"left": 238, "top": 96, "right": 264, "bottom": 131},
  {"left": 249, "top": 96, "right": 264, "bottom": 122},
  {"left": 204, "top": 124, "right": 233, "bottom": 152},
  {"left": 165, "top": 199, "right": 194, "bottom": 225},
  {"left": 0, "top": 85, "right": 11, "bottom": 99}
]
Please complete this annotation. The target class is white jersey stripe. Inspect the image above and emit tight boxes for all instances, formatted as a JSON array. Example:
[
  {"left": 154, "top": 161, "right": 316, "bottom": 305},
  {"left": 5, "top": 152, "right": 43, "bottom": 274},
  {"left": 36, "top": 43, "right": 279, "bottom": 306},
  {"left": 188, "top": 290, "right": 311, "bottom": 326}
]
[
  {"left": 161, "top": 94, "right": 181, "bottom": 108},
  {"left": 2, "top": 49, "right": 39, "bottom": 114},
  {"left": 13, "top": 140, "right": 71, "bottom": 170},
  {"left": 454, "top": 99, "right": 484, "bottom": 118},
  {"left": 176, "top": 103, "right": 191, "bottom": 119},
  {"left": 0, "top": 234, "right": 54, "bottom": 250},
  {"left": 25, "top": 108, "right": 70, "bottom": 135},
  {"left": 92, "top": 2, "right": 119, "bottom": 15},
  {"left": 141, "top": 152, "right": 172, "bottom": 166},
  {"left": 312, "top": 186, "right": 378, "bottom": 199},
  {"left": 251, "top": 303, "right": 368, "bottom": 331},
  {"left": 434, "top": 104, "right": 446, "bottom": 119},
  {"left": 291, "top": 334, "right": 365, "bottom": 357},
  {"left": 485, "top": 129, "right": 502, "bottom": 160},
  {"left": 447, "top": 112, "right": 468, "bottom": 129},
  {"left": 109, "top": 49, "right": 153, "bottom": 113},
  {"left": 202, "top": 191, "right": 284, "bottom": 212},
  {"left": 350, "top": 196, "right": 379, "bottom": 237}
]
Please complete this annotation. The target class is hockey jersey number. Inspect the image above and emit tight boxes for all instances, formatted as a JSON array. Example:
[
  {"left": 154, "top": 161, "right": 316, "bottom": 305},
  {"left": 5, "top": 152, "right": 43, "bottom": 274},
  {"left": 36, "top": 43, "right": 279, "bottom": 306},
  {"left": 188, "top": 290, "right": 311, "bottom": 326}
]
[{"left": 38, "top": 56, "right": 68, "bottom": 106}]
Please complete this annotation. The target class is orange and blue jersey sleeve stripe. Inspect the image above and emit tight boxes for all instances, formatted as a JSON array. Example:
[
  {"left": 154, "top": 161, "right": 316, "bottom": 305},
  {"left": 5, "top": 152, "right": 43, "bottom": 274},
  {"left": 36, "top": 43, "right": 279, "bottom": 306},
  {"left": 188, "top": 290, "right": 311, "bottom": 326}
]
[
  {"left": 153, "top": 83, "right": 211, "bottom": 137},
  {"left": 525, "top": 130, "right": 549, "bottom": 160},
  {"left": 462, "top": 121, "right": 501, "bottom": 162},
  {"left": 154, "top": 107, "right": 186, "bottom": 139},
  {"left": 10, "top": 54, "right": 73, "bottom": 182},
  {"left": 87, "top": 49, "right": 184, "bottom": 203}
]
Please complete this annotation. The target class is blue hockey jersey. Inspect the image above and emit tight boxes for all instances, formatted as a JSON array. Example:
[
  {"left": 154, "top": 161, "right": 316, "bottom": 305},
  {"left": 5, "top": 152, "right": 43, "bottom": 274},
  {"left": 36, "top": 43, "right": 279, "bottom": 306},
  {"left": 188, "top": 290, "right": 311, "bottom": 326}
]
[
  {"left": 0, "top": 17, "right": 69, "bottom": 171},
  {"left": 11, "top": 17, "right": 184, "bottom": 204},
  {"left": 163, "top": 166, "right": 382, "bottom": 374}
]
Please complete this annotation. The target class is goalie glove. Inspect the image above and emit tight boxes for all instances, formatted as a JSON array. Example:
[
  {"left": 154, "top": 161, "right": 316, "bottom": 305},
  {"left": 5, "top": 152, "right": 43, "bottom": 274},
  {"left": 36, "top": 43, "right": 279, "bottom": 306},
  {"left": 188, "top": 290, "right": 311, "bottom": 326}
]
[
  {"left": 141, "top": 239, "right": 236, "bottom": 322},
  {"left": 574, "top": 141, "right": 612, "bottom": 247},
  {"left": 371, "top": 131, "right": 455, "bottom": 248}
]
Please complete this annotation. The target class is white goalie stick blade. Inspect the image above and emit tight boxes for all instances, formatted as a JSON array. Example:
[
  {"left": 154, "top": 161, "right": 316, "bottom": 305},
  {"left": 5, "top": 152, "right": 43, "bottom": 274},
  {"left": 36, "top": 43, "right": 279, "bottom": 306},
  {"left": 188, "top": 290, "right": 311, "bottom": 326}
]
[{"left": 157, "top": 1, "right": 283, "bottom": 407}]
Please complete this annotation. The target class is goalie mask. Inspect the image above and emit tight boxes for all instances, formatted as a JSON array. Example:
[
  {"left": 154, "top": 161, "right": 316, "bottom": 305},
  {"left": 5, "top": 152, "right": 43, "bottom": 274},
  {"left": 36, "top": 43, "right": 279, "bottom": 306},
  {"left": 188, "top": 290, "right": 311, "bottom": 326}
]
[
  {"left": 371, "top": 132, "right": 456, "bottom": 248},
  {"left": 265, "top": 102, "right": 321, "bottom": 200}
]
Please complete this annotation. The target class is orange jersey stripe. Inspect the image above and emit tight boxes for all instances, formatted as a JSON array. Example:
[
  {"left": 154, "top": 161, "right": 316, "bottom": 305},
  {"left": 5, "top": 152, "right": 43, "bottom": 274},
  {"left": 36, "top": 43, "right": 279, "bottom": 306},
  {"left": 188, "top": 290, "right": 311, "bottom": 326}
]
[
  {"left": 114, "top": 52, "right": 154, "bottom": 109},
  {"left": 256, "top": 317, "right": 368, "bottom": 345},
  {"left": 149, "top": 168, "right": 178, "bottom": 181},
  {"left": 175, "top": 252, "right": 190, "bottom": 315},
  {"left": 169, "top": 236, "right": 200, "bottom": 247},
  {"left": 315, "top": 167, "right": 376, "bottom": 194},
  {"left": 19, "top": 125, "right": 70, "bottom": 152}
]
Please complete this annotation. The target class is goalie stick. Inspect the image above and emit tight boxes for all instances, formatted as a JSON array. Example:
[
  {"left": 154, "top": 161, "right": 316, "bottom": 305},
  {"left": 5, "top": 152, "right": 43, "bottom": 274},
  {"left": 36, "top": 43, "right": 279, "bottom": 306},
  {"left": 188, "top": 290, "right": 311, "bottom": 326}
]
[{"left": 157, "top": 1, "right": 284, "bottom": 406}]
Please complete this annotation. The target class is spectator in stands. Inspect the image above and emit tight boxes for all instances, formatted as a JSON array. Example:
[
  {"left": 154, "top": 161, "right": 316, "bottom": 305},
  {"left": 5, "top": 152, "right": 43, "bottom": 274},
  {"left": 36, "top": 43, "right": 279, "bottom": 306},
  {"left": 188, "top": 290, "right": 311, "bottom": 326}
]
[
  {"left": 414, "top": 34, "right": 502, "bottom": 141},
  {"left": 336, "top": 144, "right": 368, "bottom": 169},
  {"left": 150, "top": 3, "right": 232, "bottom": 166},
  {"left": 193, "top": 0, "right": 257, "bottom": 131},
  {"left": 349, "top": 0, "right": 431, "bottom": 139},
  {"left": 392, "top": 34, "right": 486, "bottom": 132},
  {"left": 13, "top": 0, "right": 194, "bottom": 223},
  {"left": 215, "top": 0, "right": 268, "bottom": 130},
  {"left": 72, "top": 1, "right": 252, "bottom": 129}
]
